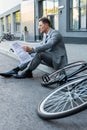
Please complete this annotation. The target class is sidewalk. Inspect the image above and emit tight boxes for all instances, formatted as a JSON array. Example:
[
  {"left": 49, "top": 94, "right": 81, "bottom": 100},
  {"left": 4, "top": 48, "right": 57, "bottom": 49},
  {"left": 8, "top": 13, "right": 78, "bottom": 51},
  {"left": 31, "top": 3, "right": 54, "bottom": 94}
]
[{"left": 0, "top": 40, "right": 87, "bottom": 72}]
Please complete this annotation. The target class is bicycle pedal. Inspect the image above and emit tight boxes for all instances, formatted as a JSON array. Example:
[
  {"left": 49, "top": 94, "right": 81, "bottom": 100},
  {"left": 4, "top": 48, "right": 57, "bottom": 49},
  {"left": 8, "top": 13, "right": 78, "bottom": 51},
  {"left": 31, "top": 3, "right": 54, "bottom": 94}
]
[{"left": 42, "top": 74, "right": 50, "bottom": 82}]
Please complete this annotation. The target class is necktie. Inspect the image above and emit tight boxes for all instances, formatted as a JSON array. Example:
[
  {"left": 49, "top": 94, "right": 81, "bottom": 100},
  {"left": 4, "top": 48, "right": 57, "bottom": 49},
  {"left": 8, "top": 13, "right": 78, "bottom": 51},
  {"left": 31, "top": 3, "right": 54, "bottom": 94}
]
[{"left": 45, "top": 35, "right": 48, "bottom": 43}]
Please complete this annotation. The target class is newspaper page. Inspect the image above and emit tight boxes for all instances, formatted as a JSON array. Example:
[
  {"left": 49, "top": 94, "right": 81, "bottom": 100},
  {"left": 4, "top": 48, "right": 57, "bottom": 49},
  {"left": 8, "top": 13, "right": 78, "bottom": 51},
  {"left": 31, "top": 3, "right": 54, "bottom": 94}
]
[{"left": 11, "top": 42, "right": 33, "bottom": 64}]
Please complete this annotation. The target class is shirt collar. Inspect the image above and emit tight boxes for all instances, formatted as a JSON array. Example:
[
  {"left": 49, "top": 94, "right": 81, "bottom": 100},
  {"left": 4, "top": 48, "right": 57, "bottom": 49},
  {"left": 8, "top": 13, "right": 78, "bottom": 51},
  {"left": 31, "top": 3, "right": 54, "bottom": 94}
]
[{"left": 45, "top": 28, "right": 53, "bottom": 36}]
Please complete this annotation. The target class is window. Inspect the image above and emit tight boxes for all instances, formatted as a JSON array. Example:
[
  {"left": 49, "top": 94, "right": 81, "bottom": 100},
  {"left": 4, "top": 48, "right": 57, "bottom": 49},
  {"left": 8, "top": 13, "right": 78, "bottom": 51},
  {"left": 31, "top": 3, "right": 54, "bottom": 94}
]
[
  {"left": 1, "top": 17, "right": 4, "bottom": 32},
  {"left": 6, "top": 15, "right": 11, "bottom": 32},
  {"left": 43, "top": 0, "right": 59, "bottom": 30},
  {"left": 14, "top": 11, "right": 21, "bottom": 32},
  {"left": 69, "top": 0, "right": 87, "bottom": 31}
]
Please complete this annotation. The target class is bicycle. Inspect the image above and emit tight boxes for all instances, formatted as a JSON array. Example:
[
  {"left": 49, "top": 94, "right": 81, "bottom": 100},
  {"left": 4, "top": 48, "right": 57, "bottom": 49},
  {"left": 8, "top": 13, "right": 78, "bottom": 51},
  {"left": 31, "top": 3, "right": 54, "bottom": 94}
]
[
  {"left": 37, "top": 60, "right": 87, "bottom": 119},
  {"left": 0, "top": 33, "right": 15, "bottom": 42},
  {"left": 41, "top": 61, "right": 87, "bottom": 87}
]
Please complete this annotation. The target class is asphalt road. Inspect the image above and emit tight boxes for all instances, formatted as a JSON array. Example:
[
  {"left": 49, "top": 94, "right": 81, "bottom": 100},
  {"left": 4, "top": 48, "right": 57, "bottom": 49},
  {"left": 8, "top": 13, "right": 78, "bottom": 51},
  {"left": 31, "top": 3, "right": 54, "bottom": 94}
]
[{"left": 0, "top": 52, "right": 87, "bottom": 130}]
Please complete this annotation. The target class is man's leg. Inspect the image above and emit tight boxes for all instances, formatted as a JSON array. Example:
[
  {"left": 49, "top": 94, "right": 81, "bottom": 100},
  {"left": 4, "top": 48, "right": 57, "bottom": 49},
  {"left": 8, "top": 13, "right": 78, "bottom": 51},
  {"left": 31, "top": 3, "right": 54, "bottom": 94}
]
[
  {"left": 0, "top": 53, "right": 36, "bottom": 77},
  {"left": 0, "top": 61, "right": 29, "bottom": 77},
  {"left": 14, "top": 52, "right": 53, "bottom": 78},
  {"left": 28, "top": 52, "right": 53, "bottom": 70},
  {"left": 0, "top": 51, "right": 37, "bottom": 77},
  {"left": 0, "top": 66, "right": 20, "bottom": 77}
]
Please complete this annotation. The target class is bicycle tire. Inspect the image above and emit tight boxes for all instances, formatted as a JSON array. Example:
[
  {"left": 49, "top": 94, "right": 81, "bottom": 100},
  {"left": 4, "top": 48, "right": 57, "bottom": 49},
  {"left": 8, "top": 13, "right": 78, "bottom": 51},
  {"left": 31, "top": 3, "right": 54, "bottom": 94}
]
[
  {"left": 41, "top": 61, "right": 86, "bottom": 87},
  {"left": 38, "top": 75, "right": 87, "bottom": 119}
]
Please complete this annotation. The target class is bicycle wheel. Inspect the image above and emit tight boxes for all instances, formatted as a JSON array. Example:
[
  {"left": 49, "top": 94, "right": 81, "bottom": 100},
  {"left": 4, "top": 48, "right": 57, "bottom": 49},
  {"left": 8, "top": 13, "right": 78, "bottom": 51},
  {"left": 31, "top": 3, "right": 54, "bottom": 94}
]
[
  {"left": 38, "top": 75, "right": 87, "bottom": 119},
  {"left": 41, "top": 61, "right": 86, "bottom": 87}
]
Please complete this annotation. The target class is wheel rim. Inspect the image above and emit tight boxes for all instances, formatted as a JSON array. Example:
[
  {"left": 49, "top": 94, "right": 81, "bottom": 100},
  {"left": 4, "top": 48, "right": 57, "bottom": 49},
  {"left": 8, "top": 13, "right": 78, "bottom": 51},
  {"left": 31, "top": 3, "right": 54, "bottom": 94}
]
[{"left": 40, "top": 77, "right": 87, "bottom": 116}]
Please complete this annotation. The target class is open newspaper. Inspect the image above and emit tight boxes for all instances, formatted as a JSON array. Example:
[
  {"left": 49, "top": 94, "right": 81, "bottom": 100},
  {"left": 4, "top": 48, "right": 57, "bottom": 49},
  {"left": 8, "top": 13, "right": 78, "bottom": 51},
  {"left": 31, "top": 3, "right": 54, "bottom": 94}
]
[{"left": 11, "top": 42, "right": 33, "bottom": 64}]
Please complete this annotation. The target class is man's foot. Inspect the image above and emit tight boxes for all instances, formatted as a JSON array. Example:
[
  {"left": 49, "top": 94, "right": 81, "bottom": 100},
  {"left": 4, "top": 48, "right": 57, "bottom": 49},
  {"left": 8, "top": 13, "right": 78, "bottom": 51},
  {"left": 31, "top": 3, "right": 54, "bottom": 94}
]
[
  {"left": 0, "top": 70, "right": 18, "bottom": 77},
  {"left": 13, "top": 71, "right": 33, "bottom": 79}
]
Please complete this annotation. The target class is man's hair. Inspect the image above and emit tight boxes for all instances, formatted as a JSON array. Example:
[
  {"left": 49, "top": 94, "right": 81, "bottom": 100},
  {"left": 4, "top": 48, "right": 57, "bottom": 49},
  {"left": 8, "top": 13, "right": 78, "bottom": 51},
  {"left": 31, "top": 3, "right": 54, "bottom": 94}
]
[{"left": 39, "top": 17, "right": 51, "bottom": 27}]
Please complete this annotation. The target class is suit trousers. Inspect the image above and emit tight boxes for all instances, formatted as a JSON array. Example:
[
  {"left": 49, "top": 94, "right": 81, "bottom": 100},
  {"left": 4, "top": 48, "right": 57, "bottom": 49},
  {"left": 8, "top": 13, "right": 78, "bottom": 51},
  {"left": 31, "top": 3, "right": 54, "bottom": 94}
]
[
  {"left": 18, "top": 52, "right": 53, "bottom": 71},
  {"left": 29, "top": 51, "right": 53, "bottom": 70},
  {"left": 18, "top": 51, "right": 67, "bottom": 72}
]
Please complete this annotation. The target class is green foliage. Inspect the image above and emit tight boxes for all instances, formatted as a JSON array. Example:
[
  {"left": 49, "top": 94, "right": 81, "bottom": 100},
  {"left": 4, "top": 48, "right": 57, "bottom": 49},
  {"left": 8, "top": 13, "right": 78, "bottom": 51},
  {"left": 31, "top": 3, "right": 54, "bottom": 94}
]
[{"left": 24, "top": 26, "right": 28, "bottom": 32}]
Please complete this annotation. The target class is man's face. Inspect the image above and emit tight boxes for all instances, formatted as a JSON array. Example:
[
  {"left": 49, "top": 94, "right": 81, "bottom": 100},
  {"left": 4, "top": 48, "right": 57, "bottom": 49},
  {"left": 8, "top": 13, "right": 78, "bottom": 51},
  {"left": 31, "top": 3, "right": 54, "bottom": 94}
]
[{"left": 38, "top": 21, "right": 48, "bottom": 33}]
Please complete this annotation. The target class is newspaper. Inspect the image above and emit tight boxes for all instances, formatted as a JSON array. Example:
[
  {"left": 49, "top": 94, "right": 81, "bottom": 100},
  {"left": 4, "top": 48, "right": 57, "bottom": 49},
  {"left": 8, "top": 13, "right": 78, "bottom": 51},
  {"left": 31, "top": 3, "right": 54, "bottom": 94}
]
[{"left": 11, "top": 42, "right": 33, "bottom": 64}]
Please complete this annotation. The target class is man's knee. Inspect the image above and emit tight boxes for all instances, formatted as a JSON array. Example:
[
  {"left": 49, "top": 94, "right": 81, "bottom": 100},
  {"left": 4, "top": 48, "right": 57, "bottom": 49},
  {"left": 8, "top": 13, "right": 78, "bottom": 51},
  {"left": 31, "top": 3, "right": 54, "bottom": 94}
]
[{"left": 37, "top": 52, "right": 45, "bottom": 60}]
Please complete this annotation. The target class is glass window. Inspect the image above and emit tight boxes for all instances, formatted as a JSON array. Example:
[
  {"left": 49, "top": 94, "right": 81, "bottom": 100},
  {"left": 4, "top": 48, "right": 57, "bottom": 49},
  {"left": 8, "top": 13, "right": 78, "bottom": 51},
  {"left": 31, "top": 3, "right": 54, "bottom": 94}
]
[
  {"left": 73, "top": 8, "right": 79, "bottom": 30},
  {"left": 1, "top": 17, "right": 4, "bottom": 32},
  {"left": 14, "top": 11, "right": 21, "bottom": 32},
  {"left": 43, "top": 0, "right": 59, "bottom": 30},
  {"left": 6, "top": 15, "right": 11, "bottom": 32},
  {"left": 73, "top": 0, "right": 79, "bottom": 7},
  {"left": 15, "top": 11, "right": 21, "bottom": 23},
  {"left": 80, "top": 5, "right": 86, "bottom": 29},
  {"left": 69, "top": 0, "right": 87, "bottom": 31},
  {"left": 80, "top": 0, "right": 86, "bottom": 6}
]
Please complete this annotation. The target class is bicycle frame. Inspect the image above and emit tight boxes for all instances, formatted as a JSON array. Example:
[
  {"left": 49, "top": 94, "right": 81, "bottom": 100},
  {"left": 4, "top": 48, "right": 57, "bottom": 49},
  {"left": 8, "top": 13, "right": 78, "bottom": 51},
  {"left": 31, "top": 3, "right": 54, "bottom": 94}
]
[
  {"left": 42, "top": 62, "right": 87, "bottom": 86},
  {"left": 64, "top": 63, "right": 87, "bottom": 83}
]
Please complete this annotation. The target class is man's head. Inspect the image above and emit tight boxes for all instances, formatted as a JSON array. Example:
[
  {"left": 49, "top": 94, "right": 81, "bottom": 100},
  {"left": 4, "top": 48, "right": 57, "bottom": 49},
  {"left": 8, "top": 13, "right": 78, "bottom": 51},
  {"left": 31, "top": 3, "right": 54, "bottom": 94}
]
[{"left": 38, "top": 17, "right": 51, "bottom": 34}]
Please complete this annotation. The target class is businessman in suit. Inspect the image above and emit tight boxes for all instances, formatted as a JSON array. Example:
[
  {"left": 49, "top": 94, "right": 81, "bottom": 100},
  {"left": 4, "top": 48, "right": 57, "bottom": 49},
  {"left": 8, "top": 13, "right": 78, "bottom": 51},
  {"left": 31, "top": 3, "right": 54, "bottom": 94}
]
[{"left": 0, "top": 17, "right": 68, "bottom": 78}]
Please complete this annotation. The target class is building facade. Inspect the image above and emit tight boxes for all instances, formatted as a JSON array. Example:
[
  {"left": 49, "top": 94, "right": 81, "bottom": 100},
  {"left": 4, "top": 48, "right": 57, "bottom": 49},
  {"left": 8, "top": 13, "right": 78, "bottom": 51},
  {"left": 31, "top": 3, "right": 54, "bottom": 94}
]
[
  {"left": 0, "top": 4, "right": 21, "bottom": 39},
  {"left": 0, "top": 0, "right": 87, "bottom": 43},
  {"left": 60, "top": 0, "right": 87, "bottom": 43}
]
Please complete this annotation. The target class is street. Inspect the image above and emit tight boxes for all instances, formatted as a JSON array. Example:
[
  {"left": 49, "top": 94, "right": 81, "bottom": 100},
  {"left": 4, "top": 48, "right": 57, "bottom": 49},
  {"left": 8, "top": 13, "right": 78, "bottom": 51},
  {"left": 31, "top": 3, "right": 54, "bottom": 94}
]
[{"left": 0, "top": 52, "right": 87, "bottom": 130}]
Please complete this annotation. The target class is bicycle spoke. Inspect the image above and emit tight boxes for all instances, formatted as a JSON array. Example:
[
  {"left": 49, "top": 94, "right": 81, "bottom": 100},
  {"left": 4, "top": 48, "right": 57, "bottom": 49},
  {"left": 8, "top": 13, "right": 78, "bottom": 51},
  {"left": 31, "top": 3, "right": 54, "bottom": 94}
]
[
  {"left": 38, "top": 76, "right": 87, "bottom": 119},
  {"left": 44, "top": 79, "right": 87, "bottom": 113}
]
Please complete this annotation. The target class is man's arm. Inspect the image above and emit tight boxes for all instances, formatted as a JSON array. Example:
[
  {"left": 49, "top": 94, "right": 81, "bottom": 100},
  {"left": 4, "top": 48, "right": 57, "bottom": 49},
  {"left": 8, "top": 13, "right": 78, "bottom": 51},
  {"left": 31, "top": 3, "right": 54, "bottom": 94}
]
[
  {"left": 22, "top": 31, "right": 62, "bottom": 53},
  {"left": 22, "top": 46, "right": 34, "bottom": 52},
  {"left": 35, "top": 31, "right": 62, "bottom": 52}
]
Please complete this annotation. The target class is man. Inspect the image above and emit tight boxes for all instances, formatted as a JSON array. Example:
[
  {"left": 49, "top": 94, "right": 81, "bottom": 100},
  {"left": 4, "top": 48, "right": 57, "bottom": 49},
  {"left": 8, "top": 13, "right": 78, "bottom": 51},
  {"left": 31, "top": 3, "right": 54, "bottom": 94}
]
[{"left": 0, "top": 17, "right": 68, "bottom": 78}]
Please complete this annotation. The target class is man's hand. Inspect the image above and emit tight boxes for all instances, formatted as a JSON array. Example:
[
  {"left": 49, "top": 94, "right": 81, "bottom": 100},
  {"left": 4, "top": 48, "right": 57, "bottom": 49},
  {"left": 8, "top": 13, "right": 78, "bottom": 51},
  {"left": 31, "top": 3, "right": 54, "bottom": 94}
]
[{"left": 22, "top": 46, "right": 33, "bottom": 52}]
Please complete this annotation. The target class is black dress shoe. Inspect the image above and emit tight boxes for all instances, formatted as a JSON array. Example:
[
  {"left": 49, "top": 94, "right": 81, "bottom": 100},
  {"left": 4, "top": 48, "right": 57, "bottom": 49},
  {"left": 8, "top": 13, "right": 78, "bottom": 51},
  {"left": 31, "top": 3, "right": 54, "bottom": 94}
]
[
  {"left": 13, "top": 71, "right": 33, "bottom": 79},
  {"left": 0, "top": 70, "right": 18, "bottom": 77}
]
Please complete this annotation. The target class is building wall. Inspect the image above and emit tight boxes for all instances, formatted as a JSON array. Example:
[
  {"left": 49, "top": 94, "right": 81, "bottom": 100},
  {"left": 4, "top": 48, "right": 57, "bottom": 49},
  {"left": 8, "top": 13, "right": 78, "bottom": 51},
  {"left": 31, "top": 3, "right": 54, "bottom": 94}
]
[
  {"left": 59, "top": 0, "right": 87, "bottom": 43},
  {"left": 0, "top": 4, "right": 21, "bottom": 38},
  {"left": 0, "top": 0, "right": 22, "bottom": 14},
  {"left": 21, "top": 0, "right": 35, "bottom": 41},
  {"left": 35, "top": 0, "right": 43, "bottom": 41},
  {"left": 0, "top": 0, "right": 39, "bottom": 41}
]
